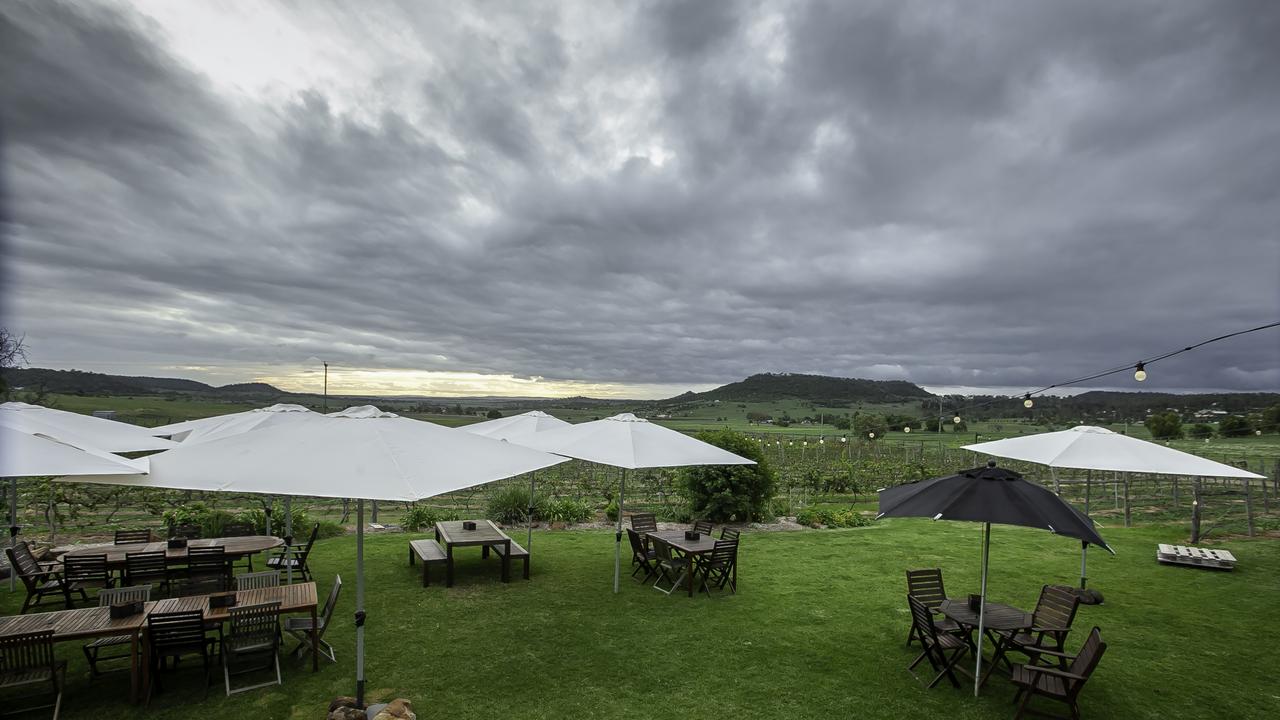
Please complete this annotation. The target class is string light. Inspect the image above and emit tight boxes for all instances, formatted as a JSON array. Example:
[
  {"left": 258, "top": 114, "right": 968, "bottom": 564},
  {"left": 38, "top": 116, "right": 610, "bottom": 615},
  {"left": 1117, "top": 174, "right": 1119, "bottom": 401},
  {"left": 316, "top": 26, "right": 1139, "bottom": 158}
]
[
  {"left": 953, "top": 415, "right": 962, "bottom": 424},
  {"left": 868, "top": 432, "right": 875, "bottom": 439},
  {"left": 1134, "top": 362, "right": 1147, "bottom": 382},
  {"left": 903, "top": 426, "right": 911, "bottom": 433},
  {"left": 1023, "top": 393, "right": 1034, "bottom": 409}
]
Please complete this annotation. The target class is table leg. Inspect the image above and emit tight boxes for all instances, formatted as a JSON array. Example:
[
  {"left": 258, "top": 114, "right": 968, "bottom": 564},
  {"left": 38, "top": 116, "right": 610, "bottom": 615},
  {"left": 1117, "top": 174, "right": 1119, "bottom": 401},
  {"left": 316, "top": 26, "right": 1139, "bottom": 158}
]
[
  {"left": 446, "top": 545, "right": 454, "bottom": 587},
  {"left": 129, "top": 630, "right": 140, "bottom": 704},
  {"left": 311, "top": 605, "right": 319, "bottom": 672},
  {"left": 501, "top": 541, "right": 510, "bottom": 583},
  {"left": 687, "top": 554, "right": 695, "bottom": 597}
]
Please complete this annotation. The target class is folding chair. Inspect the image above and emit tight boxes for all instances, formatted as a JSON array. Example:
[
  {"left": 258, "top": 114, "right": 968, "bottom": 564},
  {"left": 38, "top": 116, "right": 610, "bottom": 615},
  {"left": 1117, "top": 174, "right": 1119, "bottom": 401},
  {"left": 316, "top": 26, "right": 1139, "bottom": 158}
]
[
  {"left": 113, "top": 529, "right": 152, "bottom": 545},
  {"left": 994, "top": 585, "right": 1081, "bottom": 671},
  {"left": 651, "top": 537, "right": 690, "bottom": 596},
  {"left": 626, "top": 528, "right": 657, "bottom": 583},
  {"left": 0, "top": 630, "right": 65, "bottom": 719},
  {"left": 234, "top": 571, "right": 280, "bottom": 591},
  {"left": 692, "top": 519, "right": 714, "bottom": 535},
  {"left": 83, "top": 585, "right": 153, "bottom": 676},
  {"left": 182, "top": 546, "right": 230, "bottom": 595},
  {"left": 629, "top": 513, "right": 657, "bottom": 533},
  {"left": 5, "top": 543, "right": 71, "bottom": 613},
  {"left": 266, "top": 523, "right": 318, "bottom": 582},
  {"left": 697, "top": 539, "right": 739, "bottom": 596},
  {"left": 906, "top": 595, "right": 970, "bottom": 689},
  {"left": 719, "top": 527, "right": 741, "bottom": 542},
  {"left": 61, "top": 554, "right": 114, "bottom": 607},
  {"left": 1011, "top": 627, "right": 1107, "bottom": 719},
  {"left": 905, "top": 568, "right": 960, "bottom": 646},
  {"left": 146, "top": 610, "right": 216, "bottom": 705},
  {"left": 285, "top": 575, "right": 342, "bottom": 663},
  {"left": 125, "top": 551, "right": 171, "bottom": 597},
  {"left": 221, "top": 601, "right": 283, "bottom": 695}
]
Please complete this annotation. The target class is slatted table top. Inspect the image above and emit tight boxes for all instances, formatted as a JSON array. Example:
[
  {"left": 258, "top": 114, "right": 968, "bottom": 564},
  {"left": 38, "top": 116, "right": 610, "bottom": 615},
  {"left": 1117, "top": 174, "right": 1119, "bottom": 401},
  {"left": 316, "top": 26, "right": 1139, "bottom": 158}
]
[
  {"left": 647, "top": 530, "right": 719, "bottom": 555},
  {"left": 0, "top": 603, "right": 153, "bottom": 641},
  {"left": 938, "top": 599, "right": 1032, "bottom": 632},
  {"left": 150, "top": 581, "right": 318, "bottom": 621},
  {"left": 60, "top": 535, "right": 284, "bottom": 566},
  {"left": 436, "top": 520, "right": 510, "bottom": 547}
]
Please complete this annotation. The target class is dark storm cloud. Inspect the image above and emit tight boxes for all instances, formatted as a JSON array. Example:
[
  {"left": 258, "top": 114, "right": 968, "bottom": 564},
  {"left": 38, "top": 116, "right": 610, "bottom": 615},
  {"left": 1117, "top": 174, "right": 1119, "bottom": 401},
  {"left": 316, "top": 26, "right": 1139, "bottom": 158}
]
[{"left": 1, "top": 0, "right": 1277, "bottom": 396}]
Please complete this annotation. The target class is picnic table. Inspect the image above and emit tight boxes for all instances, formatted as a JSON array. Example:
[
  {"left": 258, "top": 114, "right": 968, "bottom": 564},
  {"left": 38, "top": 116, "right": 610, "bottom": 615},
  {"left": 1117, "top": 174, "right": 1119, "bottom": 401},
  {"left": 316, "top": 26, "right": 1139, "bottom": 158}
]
[
  {"left": 60, "top": 535, "right": 284, "bottom": 570},
  {"left": 0, "top": 602, "right": 153, "bottom": 702},
  {"left": 646, "top": 530, "right": 719, "bottom": 597},
  {"left": 434, "top": 520, "right": 514, "bottom": 587},
  {"left": 938, "top": 598, "right": 1031, "bottom": 689}
]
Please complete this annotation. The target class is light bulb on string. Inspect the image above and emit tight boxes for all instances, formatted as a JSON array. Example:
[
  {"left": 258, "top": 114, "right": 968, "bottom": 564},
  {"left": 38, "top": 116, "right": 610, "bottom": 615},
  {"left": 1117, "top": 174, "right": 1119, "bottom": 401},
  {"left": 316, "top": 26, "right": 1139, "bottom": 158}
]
[
  {"left": 953, "top": 416, "right": 962, "bottom": 424},
  {"left": 868, "top": 432, "right": 875, "bottom": 439},
  {"left": 903, "top": 426, "right": 911, "bottom": 433},
  {"left": 1023, "top": 393, "right": 1034, "bottom": 409},
  {"left": 1134, "top": 362, "right": 1147, "bottom": 382}
]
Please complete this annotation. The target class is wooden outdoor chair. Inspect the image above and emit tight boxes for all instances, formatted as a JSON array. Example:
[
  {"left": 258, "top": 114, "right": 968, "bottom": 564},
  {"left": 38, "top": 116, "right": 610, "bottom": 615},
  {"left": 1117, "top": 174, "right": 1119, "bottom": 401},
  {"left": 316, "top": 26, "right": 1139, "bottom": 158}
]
[
  {"left": 697, "top": 539, "right": 739, "bottom": 596},
  {"left": 720, "top": 527, "right": 741, "bottom": 542},
  {"left": 113, "top": 529, "right": 152, "bottom": 545},
  {"left": 221, "top": 601, "right": 283, "bottom": 696},
  {"left": 266, "top": 523, "right": 318, "bottom": 582},
  {"left": 221, "top": 522, "right": 258, "bottom": 570},
  {"left": 692, "top": 519, "right": 714, "bottom": 535},
  {"left": 5, "top": 543, "right": 71, "bottom": 613},
  {"left": 626, "top": 528, "right": 657, "bottom": 584},
  {"left": 629, "top": 513, "right": 658, "bottom": 533},
  {"left": 285, "top": 575, "right": 342, "bottom": 663},
  {"left": 0, "top": 629, "right": 66, "bottom": 719},
  {"left": 146, "top": 610, "right": 216, "bottom": 705},
  {"left": 124, "top": 551, "right": 172, "bottom": 597},
  {"left": 234, "top": 571, "right": 280, "bottom": 591},
  {"left": 181, "top": 546, "right": 230, "bottom": 595},
  {"left": 905, "top": 568, "right": 961, "bottom": 646},
  {"left": 60, "top": 553, "right": 114, "bottom": 607},
  {"left": 83, "top": 584, "right": 153, "bottom": 677},
  {"left": 994, "top": 585, "right": 1081, "bottom": 670},
  {"left": 906, "top": 595, "right": 970, "bottom": 689},
  {"left": 1011, "top": 627, "right": 1107, "bottom": 719},
  {"left": 651, "top": 537, "right": 690, "bottom": 596}
]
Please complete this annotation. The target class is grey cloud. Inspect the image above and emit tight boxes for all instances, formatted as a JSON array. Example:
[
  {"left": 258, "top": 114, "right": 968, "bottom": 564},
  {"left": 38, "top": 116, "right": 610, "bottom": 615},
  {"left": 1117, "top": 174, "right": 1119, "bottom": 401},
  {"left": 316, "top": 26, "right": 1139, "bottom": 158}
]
[{"left": 1, "top": 0, "right": 1277, "bottom": 396}]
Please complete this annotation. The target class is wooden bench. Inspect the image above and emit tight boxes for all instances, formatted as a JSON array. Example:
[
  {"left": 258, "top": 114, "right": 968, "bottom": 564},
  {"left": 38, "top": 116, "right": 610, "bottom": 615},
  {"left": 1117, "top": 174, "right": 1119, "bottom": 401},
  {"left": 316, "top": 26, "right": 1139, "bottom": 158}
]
[
  {"left": 492, "top": 540, "right": 530, "bottom": 580},
  {"left": 408, "top": 539, "right": 447, "bottom": 587}
]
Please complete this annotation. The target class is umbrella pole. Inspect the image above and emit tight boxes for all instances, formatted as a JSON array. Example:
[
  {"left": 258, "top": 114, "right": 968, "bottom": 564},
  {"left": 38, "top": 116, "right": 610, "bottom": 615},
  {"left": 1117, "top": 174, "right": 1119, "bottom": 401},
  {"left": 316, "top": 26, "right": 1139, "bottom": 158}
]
[
  {"left": 355, "top": 499, "right": 366, "bottom": 708},
  {"left": 1081, "top": 470, "right": 1091, "bottom": 589},
  {"left": 613, "top": 468, "right": 625, "bottom": 594},
  {"left": 284, "top": 496, "right": 294, "bottom": 584},
  {"left": 6, "top": 478, "right": 15, "bottom": 592},
  {"left": 974, "top": 521, "right": 990, "bottom": 698},
  {"left": 528, "top": 472, "right": 535, "bottom": 559}
]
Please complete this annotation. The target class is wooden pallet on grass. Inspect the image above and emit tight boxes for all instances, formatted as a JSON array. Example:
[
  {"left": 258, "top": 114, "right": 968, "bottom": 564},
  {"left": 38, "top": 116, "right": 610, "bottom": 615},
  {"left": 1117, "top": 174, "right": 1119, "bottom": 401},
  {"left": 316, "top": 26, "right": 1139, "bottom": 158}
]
[{"left": 1157, "top": 544, "right": 1237, "bottom": 570}]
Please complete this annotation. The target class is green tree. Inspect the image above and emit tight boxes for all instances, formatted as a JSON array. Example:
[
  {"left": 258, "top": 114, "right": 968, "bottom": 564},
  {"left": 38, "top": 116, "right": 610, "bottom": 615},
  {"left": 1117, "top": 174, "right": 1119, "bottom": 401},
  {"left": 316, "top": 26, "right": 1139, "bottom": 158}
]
[
  {"left": 486, "top": 409, "right": 503, "bottom": 419},
  {"left": 853, "top": 413, "right": 888, "bottom": 439},
  {"left": 1261, "top": 404, "right": 1280, "bottom": 434},
  {"left": 682, "top": 429, "right": 776, "bottom": 522},
  {"left": 832, "top": 415, "right": 851, "bottom": 430},
  {"left": 1146, "top": 411, "right": 1183, "bottom": 440},
  {"left": 1187, "top": 423, "right": 1214, "bottom": 439},
  {"left": 1218, "top": 415, "right": 1254, "bottom": 437}
]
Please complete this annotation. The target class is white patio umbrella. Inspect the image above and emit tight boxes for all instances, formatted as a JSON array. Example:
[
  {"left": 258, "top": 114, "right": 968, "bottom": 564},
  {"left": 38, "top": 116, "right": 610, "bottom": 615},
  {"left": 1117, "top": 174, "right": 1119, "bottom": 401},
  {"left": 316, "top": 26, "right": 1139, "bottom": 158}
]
[
  {"left": 1, "top": 402, "right": 177, "bottom": 453},
  {"left": 964, "top": 425, "right": 1264, "bottom": 587},
  {"left": 515, "top": 413, "right": 755, "bottom": 593},
  {"left": 1, "top": 425, "right": 146, "bottom": 588},
  {"left": 459, "top": 411, "right": 571, "bottom": 553},
  {"left": 60, "top": 405, "right": 567, "bottom": 706},
  {"left": 150, "top": 403, "right": 316, "bottom": 442}
]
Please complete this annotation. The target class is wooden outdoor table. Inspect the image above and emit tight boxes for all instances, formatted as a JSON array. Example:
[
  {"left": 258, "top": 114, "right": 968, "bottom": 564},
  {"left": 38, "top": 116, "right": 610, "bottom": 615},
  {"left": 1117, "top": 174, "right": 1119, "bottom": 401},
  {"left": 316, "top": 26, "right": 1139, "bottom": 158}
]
[
  {"left": 60, "top": 535, "right": 284, "bottom": 570},
  {"left": 646, "top": 530, "right": 719, "bottom": 597},
  {"left": 151, "top": 581, "right": 320, "bottom": 671},
  {"left": 0, "top": 602, "right": 155, "bottom": 703},
  {"left": 938, "top": 598, "right": 1032, "bottom": 689},
  {"left": 434, "top": 520, "right": 512, "bottom": 587}
]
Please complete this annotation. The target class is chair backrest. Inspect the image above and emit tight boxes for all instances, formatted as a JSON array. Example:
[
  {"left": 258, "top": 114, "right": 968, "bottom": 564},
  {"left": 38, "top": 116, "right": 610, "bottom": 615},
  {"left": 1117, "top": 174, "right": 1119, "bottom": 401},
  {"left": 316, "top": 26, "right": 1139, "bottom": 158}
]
[
  {"left": 226, "top": 601, "right": 281, "bottom": 650},
  {"left": 235, "top": 571, "right": 279, "bottom": 591},
  {"left": 626, "top": 528, "right": 647, "bottom": 556},
  {"left": 906, "top": 568, "right": 947, "bottom": 610},
  {"left": 693, "top": 519, "right": 714, "bottom": 535},
  {"left": 99, "top": 584, "right": 153, "bottom": 607},
  {"left": 63, "top": 553, "right": 110, "bottom": 584},
  {"left": 114, "top": 529, "right": 152, "bottom": 545},
  {"left": 318, "top": 575, "right": 343, "bottom": 633},
  {"left": 0, "top": 629, "right": 57, "bottom": 674},
  {"left": 148, "top": 610, "right": 208, "bottom": 653},
  {"left": 652, "top": 537, "right": 675, "bottom": 563},
  {"left": 907, "top": 595, "right": 940, "bottom": 645},
  {"left": 186, "top": 546, "right": 227, "bottom": 573},
  {"left": 170, "top": 524, "right": 202, "bottom": 540},
  {"left": 5, "top": 543, "right": 44, "bottom": 590},
  {"left": 630, "top": 513, "right": 657, "bottom": 533},
  {"left": 1033, "top": 585, "right": 1081, "bottom": 633},
  {"left": 125, "top": 550, "right": 168, "bottom": 579},
  {"left": 720, "top": 527, "right": 741, "bottom": 542},
  {"left": 221, "top": 522, "right": 255, "bottom": 537},
  {"left": 1065, "top": 627, "right": 1107, "bottom": 697},
  {"left": 709, "top": 539, "right": 738, "bottom": 566},
  {"left": 296, "top": 524, "right": 320, "bottom": 559}
]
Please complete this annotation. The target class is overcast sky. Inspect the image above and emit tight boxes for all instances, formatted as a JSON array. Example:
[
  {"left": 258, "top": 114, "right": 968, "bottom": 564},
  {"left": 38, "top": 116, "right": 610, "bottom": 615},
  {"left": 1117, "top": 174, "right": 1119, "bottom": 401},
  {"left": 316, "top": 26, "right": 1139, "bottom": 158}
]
[{"left": 1, "top": 0, "right": 1277, "bottom": 399}]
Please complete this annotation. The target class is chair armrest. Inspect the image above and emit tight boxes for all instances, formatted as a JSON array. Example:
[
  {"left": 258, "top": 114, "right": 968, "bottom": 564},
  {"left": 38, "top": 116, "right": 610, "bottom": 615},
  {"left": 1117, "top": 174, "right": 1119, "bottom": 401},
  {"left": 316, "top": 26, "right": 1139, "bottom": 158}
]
[
  {"left": 1022, "top": 646, "right": 1076, "bottom": 659},
  {"left": 1022, "top": 665, "right": 1085, "bottom": 681}
]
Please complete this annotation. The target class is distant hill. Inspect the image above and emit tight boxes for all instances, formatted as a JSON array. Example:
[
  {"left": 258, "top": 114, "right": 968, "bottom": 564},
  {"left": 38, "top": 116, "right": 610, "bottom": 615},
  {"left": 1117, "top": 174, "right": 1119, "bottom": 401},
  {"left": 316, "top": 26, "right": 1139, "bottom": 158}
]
[
  {"left": 667, "top": 372, "right": 933, "bottom": 405},
  {"left": 3, "top": 368, "right": 287, "bottom": 397}
]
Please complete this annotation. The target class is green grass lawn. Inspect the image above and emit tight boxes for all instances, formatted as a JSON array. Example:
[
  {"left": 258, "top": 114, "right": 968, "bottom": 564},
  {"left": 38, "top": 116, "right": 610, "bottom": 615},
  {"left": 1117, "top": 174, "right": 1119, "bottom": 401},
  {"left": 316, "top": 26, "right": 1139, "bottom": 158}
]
[{"left": 5, "top": 522, "right": 1278, "bottom": 719}]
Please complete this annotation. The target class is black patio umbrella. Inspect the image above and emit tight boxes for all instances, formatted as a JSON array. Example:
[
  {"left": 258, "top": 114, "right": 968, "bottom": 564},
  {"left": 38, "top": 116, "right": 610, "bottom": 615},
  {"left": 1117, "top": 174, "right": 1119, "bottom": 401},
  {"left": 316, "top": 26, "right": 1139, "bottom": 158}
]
[{"left": 877, "top": 462, "right": 1113, "bottom": 696}]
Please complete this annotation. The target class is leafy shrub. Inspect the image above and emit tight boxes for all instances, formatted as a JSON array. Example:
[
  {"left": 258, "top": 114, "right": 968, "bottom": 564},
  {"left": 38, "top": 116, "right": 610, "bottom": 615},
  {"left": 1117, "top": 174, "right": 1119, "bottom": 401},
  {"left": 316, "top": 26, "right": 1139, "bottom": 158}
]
[
  {"left": 656, "top": 504, "right": 691, "bottom": 523},
  {"left": 605, "top": 499, "right": 619, "bottom": 522},
  {"left": 314, "top": 520, "right": 346, "bottom": 539},
  {"left": 795, "top": 506, "right": 873, "bottom": 529},
  {"left": 486, "top": 485, "right": 549, "bottom": 525},
  {"left": 234, "top": 502, "right": 312, "bottom": 538},
  {"left": 402, "top": 505, "right": 460, "bottom": 531},
  {"left": 682, "top": 430, "right": 776, "bottom": 522},
  {"left": 544, "top": 498, "right": 593, "bottom": 524},
  {"left": 1187, "top": 423, "right": 1214, "bottom": 439}
]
